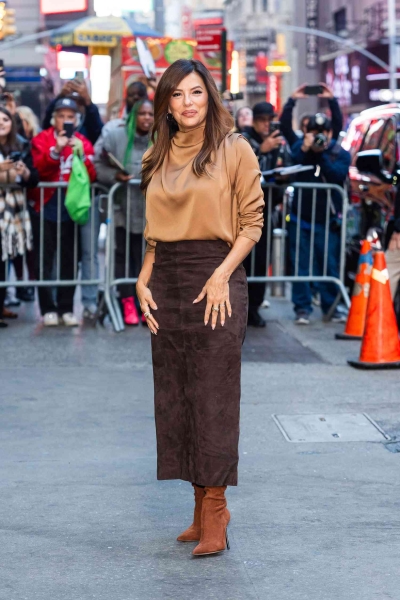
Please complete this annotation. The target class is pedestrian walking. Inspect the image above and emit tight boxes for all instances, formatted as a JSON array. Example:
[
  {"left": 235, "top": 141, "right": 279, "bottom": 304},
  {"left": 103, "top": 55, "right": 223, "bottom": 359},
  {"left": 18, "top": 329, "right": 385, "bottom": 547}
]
[
  {"left": 95, "top": 99, "right": 154, "bottom": 325},
  {"left": 136, "top": 59, "right": 264, "bottom": 556}
]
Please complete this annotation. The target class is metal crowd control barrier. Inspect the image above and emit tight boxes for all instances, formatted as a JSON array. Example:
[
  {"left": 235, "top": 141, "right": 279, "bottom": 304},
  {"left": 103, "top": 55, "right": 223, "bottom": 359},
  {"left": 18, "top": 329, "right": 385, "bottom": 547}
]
[
  {"left": 247, "top": 182, "right": 351, "bottom": 314},
  {"left": 0, "top": 181, "right": 108, "bottom": 293},
  {"left": 105, "top": 179, "right": 351, "bottom": 333}
]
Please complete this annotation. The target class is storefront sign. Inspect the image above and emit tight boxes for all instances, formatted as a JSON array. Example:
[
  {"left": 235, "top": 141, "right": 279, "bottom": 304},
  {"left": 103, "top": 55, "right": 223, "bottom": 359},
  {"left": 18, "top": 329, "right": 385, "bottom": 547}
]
[
  {"left": 195, "top": 29, "right": 222, "bottom": 53},
  {"left": 306, "top": 0, "right": 318, "bottom": 69}
]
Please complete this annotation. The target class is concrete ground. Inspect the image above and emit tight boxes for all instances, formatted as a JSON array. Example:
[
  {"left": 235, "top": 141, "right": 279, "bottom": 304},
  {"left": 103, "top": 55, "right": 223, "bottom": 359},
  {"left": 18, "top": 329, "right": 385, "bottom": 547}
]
[{"left": 1, "top": 293, "right": 400, "bottom": 600}]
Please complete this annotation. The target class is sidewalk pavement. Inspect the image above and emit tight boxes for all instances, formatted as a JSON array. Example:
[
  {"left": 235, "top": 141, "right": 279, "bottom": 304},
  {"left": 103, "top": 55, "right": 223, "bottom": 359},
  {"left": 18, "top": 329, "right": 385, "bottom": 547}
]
[{"left": 1, "top": 298, "right": 399, "bottom": 600}]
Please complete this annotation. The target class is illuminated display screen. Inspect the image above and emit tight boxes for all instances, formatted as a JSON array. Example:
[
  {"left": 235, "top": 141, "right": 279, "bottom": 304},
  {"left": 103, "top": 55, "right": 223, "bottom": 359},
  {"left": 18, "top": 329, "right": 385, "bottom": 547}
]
[{"left": 40, "top": 0, "right": 88, "bottom": 14}]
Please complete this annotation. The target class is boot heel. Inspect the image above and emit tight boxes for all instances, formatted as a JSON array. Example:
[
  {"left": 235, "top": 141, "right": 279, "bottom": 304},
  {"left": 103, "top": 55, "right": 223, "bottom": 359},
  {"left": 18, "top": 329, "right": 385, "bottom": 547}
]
[{"left": 226, "top": 530, "right": 230, "bottom": 550}]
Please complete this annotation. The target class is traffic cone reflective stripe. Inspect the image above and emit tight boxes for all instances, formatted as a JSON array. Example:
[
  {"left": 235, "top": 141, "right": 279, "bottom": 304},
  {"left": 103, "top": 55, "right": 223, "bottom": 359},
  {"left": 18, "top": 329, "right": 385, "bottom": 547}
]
[
  {"left": 336, "top": 240, "right": 372, "bottom": 340},
  {"left": 348, "top": 251, "right": 400, "bottom": 369}
]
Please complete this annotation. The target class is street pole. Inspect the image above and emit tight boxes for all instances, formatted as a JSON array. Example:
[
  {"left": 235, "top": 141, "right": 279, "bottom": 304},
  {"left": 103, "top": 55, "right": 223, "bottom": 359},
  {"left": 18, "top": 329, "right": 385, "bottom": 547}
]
[
  {"left": 221, "top": 28, "right": 227, "bottom": 93},
  {"left": 388, "top": 0, "right": 397, "bottom": 96}
]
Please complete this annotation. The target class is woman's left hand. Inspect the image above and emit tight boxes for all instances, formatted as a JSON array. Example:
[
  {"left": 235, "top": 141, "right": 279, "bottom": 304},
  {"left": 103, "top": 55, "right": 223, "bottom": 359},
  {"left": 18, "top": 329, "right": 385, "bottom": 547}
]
[
  {"left": 193, "top": 268, "right": 232, "bottom": 330},
  {"left": 14, "top": 161, "right": 30, "bottom": 180}
]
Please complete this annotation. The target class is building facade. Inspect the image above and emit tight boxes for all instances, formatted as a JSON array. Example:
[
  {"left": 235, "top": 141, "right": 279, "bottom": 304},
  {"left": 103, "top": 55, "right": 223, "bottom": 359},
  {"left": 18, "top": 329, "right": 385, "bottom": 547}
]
[{"left": 319, "top": 0, "right": 400, "bottom": 116}]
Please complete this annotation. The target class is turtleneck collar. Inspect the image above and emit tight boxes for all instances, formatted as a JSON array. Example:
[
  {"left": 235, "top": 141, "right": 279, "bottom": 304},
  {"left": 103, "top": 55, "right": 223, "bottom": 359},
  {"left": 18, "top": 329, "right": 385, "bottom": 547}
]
[{"left": 172, "top": 123, "right": 205, "bottom": 148}]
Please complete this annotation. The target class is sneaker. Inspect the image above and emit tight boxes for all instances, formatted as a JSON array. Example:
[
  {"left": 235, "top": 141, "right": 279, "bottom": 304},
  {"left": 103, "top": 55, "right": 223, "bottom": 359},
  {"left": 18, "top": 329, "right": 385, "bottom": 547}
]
[
  {"left": 122, "top": 297, "right": 139, "bottom": 326},
  {"left": 83, "top": 304, "right": 98, "bottom": 323},
  {"left": 43, "top": 312, "right": 59, "bottom": 327},
  {"left": 4, "top": 291, "right": 21, "bottom": 307},
  {"left": 295, "top": 311, "right": 310, "bottom": 325},
  {"left": 16, "top": 286, "right": 35, "bottom": 302},
  {"left": 261, "top": 299, "right": 271, "bottom": 309},
  {"left": 61, "top": 312, "right": 79, "bottom": 327},
  {"left": 330, "top": 310, "right": 347, "bottom": 324},
  {"left": 247, "top": 308, "right": 266, "bottom": 328}
]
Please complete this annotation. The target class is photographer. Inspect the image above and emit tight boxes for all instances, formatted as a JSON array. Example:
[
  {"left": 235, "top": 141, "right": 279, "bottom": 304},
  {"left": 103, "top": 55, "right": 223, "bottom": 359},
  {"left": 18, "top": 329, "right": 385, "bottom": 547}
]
[
  {"left": 242, "top": 101, "right": 291, "bottom": 327},
  {"left": 289, "top": 114, "right": 351, "bottom": 325},
  {"left": 280, "top": 83, "right": 343, "bottom": 149},
  {"left": 0, "top": 107, "right": 39, "bottom": 328},
  {"left": 30, "top": 98, "right": 96, "bottom": 327}
]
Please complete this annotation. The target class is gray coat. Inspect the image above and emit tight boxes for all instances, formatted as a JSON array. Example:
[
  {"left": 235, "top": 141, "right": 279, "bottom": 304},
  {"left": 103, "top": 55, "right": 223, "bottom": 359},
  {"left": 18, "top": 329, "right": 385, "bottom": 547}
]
[{"left": 95, "top": 124, "right": 150, "bottom": 234}]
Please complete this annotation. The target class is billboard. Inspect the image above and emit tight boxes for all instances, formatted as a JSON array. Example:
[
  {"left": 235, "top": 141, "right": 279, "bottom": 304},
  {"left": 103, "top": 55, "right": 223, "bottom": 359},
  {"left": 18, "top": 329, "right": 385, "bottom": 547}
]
[{"left": 40, "top": 0, "right": 87, "bottom": 14}]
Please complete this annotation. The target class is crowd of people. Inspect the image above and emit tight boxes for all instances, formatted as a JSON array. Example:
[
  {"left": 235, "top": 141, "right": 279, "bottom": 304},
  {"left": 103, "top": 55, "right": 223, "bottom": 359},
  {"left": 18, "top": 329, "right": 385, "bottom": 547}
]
[{"left": 0, "top": 73, "right": 357, "bottom": 330}]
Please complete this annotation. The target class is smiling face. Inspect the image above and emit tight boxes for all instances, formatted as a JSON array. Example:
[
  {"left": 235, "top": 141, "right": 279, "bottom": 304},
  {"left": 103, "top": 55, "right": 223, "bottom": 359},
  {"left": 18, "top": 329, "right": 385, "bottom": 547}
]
[
  {"left": 0, "top": 111, "right": 12, "bottom": 139},
  {"left": 168, "top": 72, "right": 209, "bottom": 131},
  {"left": 237, "top": 107, "right": 253, "bottom": 129}
]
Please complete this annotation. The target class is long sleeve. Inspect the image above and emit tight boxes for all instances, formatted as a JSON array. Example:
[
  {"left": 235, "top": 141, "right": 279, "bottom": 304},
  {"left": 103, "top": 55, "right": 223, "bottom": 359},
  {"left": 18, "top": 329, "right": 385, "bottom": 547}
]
[
  {"left": 329, "top": 98, "right": 343, "bottom": 140},
  {"left": 80, "top": 102, "right": 103, "bottom": 145},
  {"left": 319, "top": 150, "right": 351, "bottom": 184},
  {"left": 280, "top": 98, "right": 299, "bottom": 148},
  {"left": 235, "top": 136, "right": 264, "bottom": 243},
  {"left": 42, "top": 98, "right": 56, "bottom": 130}
]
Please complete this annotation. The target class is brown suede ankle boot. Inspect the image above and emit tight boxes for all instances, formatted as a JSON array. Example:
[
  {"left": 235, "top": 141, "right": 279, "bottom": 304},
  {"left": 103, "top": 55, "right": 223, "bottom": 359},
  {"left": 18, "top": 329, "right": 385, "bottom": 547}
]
[
  {"left": 177, "top": 484, "right": 205, "bottom": 542},
  {"left": 192, "top": 486, "right": 230, "bottom": 556}
]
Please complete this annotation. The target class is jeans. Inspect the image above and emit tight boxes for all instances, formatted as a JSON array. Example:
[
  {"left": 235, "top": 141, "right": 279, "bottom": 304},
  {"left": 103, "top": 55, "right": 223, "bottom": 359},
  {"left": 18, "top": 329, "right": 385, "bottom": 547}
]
[
  {"left": 80, "top": 196, "right": 100, "bottom": 309},
  {"left": 289, "top": 220, "right": 340, "bottom": 315}
]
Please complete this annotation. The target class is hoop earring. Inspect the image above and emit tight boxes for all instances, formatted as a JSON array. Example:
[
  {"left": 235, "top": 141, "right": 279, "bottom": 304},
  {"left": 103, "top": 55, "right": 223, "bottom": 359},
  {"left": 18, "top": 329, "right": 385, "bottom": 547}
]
[{"left": 166, "top": 112, "right": 174, "bottom": 123}]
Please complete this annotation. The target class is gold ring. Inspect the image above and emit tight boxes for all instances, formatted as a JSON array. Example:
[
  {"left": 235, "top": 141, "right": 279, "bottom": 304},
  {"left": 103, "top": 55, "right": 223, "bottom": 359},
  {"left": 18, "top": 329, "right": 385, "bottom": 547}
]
[{"left": 143, "top": 311, "right": 151, "bottom": 318}]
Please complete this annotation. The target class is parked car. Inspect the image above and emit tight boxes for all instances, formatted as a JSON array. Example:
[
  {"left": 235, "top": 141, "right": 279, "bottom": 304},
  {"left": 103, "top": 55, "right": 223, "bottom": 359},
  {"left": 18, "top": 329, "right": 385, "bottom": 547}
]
[{"left": 343, "top": 103, "right": 399, "bottom": 240}]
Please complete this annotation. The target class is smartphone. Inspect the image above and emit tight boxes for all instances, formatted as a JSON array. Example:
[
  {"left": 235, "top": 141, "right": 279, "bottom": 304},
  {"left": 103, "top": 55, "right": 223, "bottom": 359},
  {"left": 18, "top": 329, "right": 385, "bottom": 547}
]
[
  {"left": 64, "top": 122, "right": 74, "bottom": 138},
  {"left": 9, "top": 151, "right": 21, "bottom": 163},
  {"left": 304, "top": 85, "right": 323, "bottom": 96},
  {"left": 74, "top": 71, "right": 84, "bottom": 82},
  {"left": 270, "top": 121, "right": 281, "bottom": 134}
]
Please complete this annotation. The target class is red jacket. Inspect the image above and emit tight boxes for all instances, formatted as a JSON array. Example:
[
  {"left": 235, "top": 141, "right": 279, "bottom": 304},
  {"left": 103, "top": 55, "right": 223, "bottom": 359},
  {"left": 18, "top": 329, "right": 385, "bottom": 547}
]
[{"left": 30, "top": 127, "right": 97, "bottom": 211}]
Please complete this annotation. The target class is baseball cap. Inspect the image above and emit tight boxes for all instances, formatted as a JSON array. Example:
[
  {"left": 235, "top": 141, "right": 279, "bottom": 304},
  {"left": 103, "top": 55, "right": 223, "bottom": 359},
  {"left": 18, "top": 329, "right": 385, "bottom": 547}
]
[
  {"left": 54, "top": 97, "right": 79, "bottom": 113},
  {"left": 252, "top": 102, "right": 275, "bottom": 119}
]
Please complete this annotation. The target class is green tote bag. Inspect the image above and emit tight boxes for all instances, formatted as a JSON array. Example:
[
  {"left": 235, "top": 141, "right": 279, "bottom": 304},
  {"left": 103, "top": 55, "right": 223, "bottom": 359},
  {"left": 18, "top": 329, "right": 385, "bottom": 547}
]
[{"left": 65, "top": 144, "right": 91, "bottom": 225}]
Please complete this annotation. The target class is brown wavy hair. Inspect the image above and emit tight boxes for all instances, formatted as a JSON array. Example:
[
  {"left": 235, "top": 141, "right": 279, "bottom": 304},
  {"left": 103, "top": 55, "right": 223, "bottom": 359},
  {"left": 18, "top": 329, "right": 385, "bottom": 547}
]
[{"left": 141, "top": 59, "right": 234, "bottom": 192}]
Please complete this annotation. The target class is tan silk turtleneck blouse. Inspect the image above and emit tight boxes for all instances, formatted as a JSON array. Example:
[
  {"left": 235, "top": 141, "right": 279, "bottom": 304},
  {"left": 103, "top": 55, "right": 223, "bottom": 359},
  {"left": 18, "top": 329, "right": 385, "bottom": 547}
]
[{"left": 143, "top": 124, "right": 264, "bottom": 253}]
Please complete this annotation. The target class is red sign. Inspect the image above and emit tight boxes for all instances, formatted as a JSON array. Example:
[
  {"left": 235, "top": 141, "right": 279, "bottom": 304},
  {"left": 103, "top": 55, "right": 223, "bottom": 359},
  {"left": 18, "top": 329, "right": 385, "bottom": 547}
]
[
  {"left": 195, "top": 29, "right": 222, "bottom": 53},
  {"left": 40, "top": 0, "right": 87, "bottom": 14}
]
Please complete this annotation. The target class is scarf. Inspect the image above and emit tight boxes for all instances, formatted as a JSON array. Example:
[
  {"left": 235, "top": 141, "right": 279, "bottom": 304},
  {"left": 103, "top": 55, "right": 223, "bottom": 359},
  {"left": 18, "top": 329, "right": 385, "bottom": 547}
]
[{"left": 0, "top": 188, "right": 33, "bottom": 261}]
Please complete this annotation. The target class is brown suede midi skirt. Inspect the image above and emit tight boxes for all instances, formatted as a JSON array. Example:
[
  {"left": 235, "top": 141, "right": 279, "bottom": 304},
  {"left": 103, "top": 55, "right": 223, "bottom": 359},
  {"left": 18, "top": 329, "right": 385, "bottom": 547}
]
[{"left": 149, "top": 240, "right": 248, "bottom": 487}]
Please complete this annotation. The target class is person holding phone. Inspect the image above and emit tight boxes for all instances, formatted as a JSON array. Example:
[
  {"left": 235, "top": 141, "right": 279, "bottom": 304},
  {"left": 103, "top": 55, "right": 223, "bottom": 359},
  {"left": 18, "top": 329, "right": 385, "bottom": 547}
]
[
  {"left": 42, "top": 77, "right": 103, "bottom": 146},
  {"left": 95, "top": 99, "right": 154, "bottom": 326},
  {"left": 0, "top": 106, "right": 39, "bottom": 327},
  {"left": 241, "top": 102, "right": 292, "bottom": 327},
  {"left": 280, "top": 82, "right": 343, "bottom": 149},
  {"left": 30, "top": 98, "right": 96, "bottom": 327}
]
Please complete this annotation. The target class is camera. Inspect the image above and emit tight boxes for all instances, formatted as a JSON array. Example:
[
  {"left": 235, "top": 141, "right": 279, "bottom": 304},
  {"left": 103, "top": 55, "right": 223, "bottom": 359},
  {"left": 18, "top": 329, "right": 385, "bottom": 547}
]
[{"left": 313, "top": 133, "right": 328, "bottom": 148}]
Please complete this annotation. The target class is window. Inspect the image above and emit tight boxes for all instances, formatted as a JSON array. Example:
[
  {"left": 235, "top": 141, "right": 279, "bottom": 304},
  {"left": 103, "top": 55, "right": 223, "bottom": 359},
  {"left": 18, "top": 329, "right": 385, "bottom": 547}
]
[
  {"left": 262, "top": 0, "right": 268, "bottom": 11},
  {"left": 252, "top": 0, "right": 257, "bottom": 11},
  {"left": 343, "top": 118, "right": 369, "bottom": 164},
  {"left": 379, "top": 118, "right": 397, "bottom": 174},
  {"left": 334, "top": 8, "right": 347, "bottom": 35},
  {"left": 361, "top": 119, "right": 386, "bottom": 151}
]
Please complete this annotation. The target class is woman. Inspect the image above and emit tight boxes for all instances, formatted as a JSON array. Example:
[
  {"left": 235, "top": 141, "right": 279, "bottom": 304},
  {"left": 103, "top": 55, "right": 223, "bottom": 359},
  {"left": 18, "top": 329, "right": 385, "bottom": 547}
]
[
  {"left": 17, "top": 106, "right": 40, "bottom": 141},
  {"left": 235, "top": 106, "right": 253, "bottom": 133},
  {"left": 0, "top": 107, "right": 39, "bottom": 327},
  {"left": 96, "top": 99, "right": 153, "bottom": 325},
  {"left": 136, "top": 59, "right": 264, "bottom": 556}
]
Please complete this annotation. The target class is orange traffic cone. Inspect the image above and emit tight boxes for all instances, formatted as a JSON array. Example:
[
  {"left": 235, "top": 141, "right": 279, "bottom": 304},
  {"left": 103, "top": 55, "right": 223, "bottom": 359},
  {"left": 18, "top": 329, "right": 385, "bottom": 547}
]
[
  {"left": 336, "top": 240, "right": 373, "bottom": 340},
  {"left": 348, "top": 251, "right": 400, "bottom": 369}
]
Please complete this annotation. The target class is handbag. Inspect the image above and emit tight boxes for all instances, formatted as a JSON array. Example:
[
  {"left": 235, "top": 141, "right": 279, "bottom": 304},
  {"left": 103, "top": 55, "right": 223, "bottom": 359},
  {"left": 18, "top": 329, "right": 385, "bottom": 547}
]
[{"left": 65, "top": 143, "right": 91, "bottom": 225}]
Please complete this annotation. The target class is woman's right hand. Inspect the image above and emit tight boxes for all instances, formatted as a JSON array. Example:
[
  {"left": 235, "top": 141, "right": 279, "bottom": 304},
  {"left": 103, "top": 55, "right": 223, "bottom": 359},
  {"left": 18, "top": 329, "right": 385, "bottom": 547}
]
[
  {"left": 136, "top": 280, "right": 159, "bottom": 335},
  {"left": 0, "top": 159, "right": 14, "bottom": 172}
]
